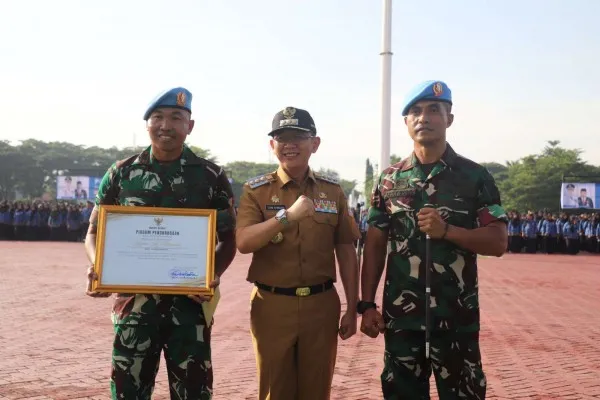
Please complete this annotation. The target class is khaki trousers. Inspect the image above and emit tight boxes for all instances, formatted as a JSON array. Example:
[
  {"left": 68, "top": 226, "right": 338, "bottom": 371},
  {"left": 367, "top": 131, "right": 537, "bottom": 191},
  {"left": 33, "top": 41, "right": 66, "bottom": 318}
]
[{"left": 250, "top": 286, "right": 341, "bottom": 400}]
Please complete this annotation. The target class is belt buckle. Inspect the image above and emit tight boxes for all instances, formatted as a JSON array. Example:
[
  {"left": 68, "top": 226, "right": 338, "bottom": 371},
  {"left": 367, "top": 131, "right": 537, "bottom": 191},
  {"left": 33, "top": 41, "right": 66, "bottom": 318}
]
[{"left": 295, "top": 287, "right": 311, "bottom": 297}]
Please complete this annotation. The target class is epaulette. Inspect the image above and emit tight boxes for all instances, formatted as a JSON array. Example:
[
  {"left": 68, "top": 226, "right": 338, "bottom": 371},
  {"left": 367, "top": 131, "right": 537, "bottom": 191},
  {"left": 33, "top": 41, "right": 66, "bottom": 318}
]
[
  {"left": 315, "top": 173, "right": 339, "bottom": 185},
  {"left": 246, "top": 173, "right": 275, "bottom": 189}
]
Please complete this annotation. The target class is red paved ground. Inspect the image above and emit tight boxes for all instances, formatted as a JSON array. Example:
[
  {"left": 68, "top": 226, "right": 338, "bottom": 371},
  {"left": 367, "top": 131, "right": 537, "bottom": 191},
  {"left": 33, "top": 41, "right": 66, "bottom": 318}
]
[{"left": 0, "top": 242, "right": 599, "bottom": 400}]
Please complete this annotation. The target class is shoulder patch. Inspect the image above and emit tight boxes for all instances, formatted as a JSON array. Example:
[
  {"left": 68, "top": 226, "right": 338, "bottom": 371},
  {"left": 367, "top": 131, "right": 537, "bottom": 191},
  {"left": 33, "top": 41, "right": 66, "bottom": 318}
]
[
  {"left": 246, "top": 173, "right": 275, "bottom": 189},
  {"left": 315, "top": 173, "right": 339, "bottom": 185}
]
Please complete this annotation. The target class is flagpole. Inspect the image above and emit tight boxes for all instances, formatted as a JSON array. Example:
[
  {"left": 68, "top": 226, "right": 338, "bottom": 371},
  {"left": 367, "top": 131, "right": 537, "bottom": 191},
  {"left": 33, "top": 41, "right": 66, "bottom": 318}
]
[{"left": 379, "top": 0, "right": 393, "bottom": 174}]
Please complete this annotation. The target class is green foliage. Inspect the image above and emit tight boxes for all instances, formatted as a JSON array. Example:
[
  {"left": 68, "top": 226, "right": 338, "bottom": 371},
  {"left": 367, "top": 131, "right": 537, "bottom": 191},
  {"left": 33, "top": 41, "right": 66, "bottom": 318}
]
[
  {"left": 5, "top": 139, "right": 599, "bottom": 213},
  {"left": 390, "top": 154, "right": 402, "bottom": 165},
  {"left": 385, "top": 143, "right": 600, "bottom": 213},
  {"left": 222, "top": 161, "right": 278, "bottom": 183},
  {"left": 0, "top": 140, "right": 214, "bottom": 200},
  {"left": 498, "top": 141, "right": 600, "bottom": 212},
  {"left": 223, "top": 161, "right": 279, "bottom": 204}
]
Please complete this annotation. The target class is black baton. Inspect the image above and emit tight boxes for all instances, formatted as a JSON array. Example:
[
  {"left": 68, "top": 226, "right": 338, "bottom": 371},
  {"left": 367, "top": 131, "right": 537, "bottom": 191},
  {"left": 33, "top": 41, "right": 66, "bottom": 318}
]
[
  {"left": 425, "top": 232, "right": 431, "bottom": 359},
  {"left": 423, "top": 203, "right": 435, "bottom": 360}
]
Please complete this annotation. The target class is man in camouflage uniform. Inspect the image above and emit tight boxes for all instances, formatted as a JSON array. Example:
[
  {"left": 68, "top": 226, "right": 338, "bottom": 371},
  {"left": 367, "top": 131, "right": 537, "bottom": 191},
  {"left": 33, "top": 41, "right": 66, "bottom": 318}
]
[
  {"left": 359, "top": 81, "right": 508, "bottom": 399},
  {"left": 84, "top": 87, "right": 237, "bottom": 400}
]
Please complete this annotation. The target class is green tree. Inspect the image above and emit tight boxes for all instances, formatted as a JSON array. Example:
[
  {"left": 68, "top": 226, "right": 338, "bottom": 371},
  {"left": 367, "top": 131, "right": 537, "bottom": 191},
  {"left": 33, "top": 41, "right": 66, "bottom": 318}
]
[
  {"left": 499, "top": 141, "right": 600, "bottom": 212},
  {"left": 223, "top": 161, "right": 278, "bottom": 184},
  {"left": 0, "top": 140, "right": 214, "bottom": 199},
  {"left": 223, "top": 161, "right": 278, "bottom": 203},
  {"left": 390, "top": 154, "right": 402, "bottom": 165}
]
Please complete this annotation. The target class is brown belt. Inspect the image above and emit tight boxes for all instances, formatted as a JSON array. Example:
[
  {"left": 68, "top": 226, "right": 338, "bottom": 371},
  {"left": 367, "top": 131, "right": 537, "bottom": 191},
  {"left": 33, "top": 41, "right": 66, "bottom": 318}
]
[{"left": 255, "top": 280, "right": 334, "bottom": 297}]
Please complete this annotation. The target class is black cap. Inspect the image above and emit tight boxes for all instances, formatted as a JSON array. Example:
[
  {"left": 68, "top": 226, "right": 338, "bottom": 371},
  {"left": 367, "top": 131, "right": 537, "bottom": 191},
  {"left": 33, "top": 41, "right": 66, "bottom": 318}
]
[{"left": 268, "top": 107, "right": 317, "bottom": 136}]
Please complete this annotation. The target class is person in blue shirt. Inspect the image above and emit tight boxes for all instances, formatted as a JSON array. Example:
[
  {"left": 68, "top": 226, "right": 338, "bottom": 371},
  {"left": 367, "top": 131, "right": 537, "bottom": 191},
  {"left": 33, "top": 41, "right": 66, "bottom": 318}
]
[
  {"left": 508, "top": 211, "right": 522, "bottom": 253},
  {"left": 40, "top": 203, "right": 51, "bottom": 240},
  {"left": 30, "top": 203, "right": 43, "bottom": 241},
  {"left": 66, "top": 204, "right": 82, "bottom": 242},
  {"left": 0, "top": 200, "right": 9, "bottom": 240},
  {"left": 80, "top": 201, "right": 94, "bottom": 242},
  {"left": 586, "top": 214, "right": 598, "bottom": 254},
  {"left": 579, "top": 214, "right": 589, "bottom": 252},
  {"left": 13, "top": 203, "right": 26, "bottom": 241},
  {"left": 48, "top": 204, "right": 63, "bottom": 241},
  {"left": 594, "top": 217, "right": 600, "bottom": 253},
  {"left": 536, "top": 212, "right": 546, "bottom": 252},
  {"left": 541, "top": 214, "right": 558, "bottom": 254},
  {"left": 563, "top": 215, "right": 580, "bottom": 255},
  {"left": 23, "top": 204, "right": 33, "bottom": 241},
  {"left": 522, "top": 212, "right": 538, "bottom": 253},
  {"left": 555, "top": 213, "right": 568, "bottom": 254}
]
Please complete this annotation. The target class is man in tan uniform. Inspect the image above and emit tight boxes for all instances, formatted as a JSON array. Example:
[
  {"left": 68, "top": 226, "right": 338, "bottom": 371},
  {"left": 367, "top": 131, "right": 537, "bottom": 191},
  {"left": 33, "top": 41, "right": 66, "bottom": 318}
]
[{"left": 236, "top": 107, "right": 360, "bottom": 400}]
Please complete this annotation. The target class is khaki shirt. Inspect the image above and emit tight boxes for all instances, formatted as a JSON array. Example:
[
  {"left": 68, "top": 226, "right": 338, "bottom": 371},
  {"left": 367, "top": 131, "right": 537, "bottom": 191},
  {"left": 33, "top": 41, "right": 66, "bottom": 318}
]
[{"left": 237, "top": 167, "right": 359, "bottom": 287}]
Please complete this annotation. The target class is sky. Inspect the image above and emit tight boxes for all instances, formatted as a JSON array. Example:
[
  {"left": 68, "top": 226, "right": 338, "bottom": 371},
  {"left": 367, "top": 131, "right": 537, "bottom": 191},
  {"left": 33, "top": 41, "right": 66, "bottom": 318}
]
[{"left": 1, "top": 0, "right": 599, "bottom": 189}]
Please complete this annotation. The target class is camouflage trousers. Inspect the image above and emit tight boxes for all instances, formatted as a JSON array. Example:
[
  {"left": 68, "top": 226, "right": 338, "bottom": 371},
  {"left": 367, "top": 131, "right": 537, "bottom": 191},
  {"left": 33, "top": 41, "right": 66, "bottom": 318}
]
[
  {"left": 381, "top": 330, "right": 485, "bottom": 400},
  {"left": 111, "top": 323, "right": 213, "bottom": 400}
]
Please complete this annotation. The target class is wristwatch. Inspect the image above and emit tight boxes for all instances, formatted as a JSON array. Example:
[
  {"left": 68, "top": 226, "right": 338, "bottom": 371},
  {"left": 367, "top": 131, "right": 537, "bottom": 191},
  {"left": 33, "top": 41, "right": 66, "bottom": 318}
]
[
  {"left": 275, "top": 208, "right": 289, "bottom": 225},
  {"left": 356, "top": 300, "right": 377, "bottom": 314}
]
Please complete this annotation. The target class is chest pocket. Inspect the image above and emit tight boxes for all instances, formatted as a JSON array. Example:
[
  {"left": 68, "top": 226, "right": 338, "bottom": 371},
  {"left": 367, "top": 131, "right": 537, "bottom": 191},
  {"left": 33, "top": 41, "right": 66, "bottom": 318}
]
[
  {"left": 384, "top": 184, "right": 418, "bottom": 239},
  {"left": 313, "top": 212, "right": 338, "bottom": 229},
  {"left": 436, "top": 179, "right": 477, "bottom": 227},
  {"left": 389, "top": 208, "right": 417, "bottom": 239},
  {"left": 312, "top": 212, "right": 338, "bottom": 249},
  {"left": 183, "top": 180, "right": 212, "bottom": 209},
  {"left": 116, "top": 166, "right": 162, "bottom": 206}
]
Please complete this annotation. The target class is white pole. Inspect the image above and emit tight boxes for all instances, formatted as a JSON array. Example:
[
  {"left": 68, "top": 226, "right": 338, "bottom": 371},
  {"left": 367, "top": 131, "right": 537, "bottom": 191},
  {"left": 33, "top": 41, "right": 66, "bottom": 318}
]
[{"left": 379, "top": 0, "right": 393, "bottom": 173}]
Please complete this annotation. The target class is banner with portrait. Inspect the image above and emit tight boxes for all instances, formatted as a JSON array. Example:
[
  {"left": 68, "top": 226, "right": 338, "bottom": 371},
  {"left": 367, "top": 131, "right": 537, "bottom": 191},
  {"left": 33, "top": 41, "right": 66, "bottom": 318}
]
[
  {"left": 560, "top": 183, "right": 599, "bottom": 210},
  {"left": 56, "top": 176, "right": 102, "bottom": 201}
]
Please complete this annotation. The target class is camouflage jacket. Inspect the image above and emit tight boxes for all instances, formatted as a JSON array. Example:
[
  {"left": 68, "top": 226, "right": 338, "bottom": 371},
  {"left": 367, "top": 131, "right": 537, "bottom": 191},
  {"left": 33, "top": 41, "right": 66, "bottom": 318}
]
[
  {"left": 368, "top": 143, "right": 507, "bottom": 332},
  {"left": 91, "top": 145, "right": 235, "bottom": 325}
]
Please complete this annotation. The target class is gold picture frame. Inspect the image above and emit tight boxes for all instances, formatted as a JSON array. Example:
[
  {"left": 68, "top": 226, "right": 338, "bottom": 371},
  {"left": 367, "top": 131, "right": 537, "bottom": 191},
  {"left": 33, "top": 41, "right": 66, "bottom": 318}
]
[{"left": 92, "top": 205, "right": 216, "bottom": 296}]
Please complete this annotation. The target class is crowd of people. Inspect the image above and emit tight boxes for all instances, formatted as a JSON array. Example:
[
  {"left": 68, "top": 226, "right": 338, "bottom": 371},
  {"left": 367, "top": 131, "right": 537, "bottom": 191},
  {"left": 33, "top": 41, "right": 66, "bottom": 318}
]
[
  {"left": 0, "top": 199, "right": 93, "bottom": 242},
  {"left": 3, "top": 198, "right": 598, "bottom": 258},
  {"left": 507, "top": 210, "right": 599, "bottom": 255}
]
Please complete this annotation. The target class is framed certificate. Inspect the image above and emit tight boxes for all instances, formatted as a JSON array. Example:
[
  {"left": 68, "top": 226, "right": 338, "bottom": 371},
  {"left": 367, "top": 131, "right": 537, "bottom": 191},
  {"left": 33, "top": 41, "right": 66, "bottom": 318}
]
[{"left": 92, "top": 205, "right": 216, "bottom": 296}]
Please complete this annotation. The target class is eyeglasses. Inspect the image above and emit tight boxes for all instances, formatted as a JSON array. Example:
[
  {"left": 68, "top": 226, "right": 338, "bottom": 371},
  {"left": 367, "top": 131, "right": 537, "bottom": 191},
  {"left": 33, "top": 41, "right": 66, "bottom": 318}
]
[{"left": 272, "top": 133, "right": 313, "bottom": 143}]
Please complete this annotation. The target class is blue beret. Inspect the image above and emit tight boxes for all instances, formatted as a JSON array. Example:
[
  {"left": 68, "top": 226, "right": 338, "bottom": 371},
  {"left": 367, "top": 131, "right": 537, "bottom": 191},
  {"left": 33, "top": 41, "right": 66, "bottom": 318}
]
[
  {"left": 143, "top": 87, "right": 193, "bottom": 121},
  {"left": 401, "top": 80, "right": 452, "bottom": 116}
]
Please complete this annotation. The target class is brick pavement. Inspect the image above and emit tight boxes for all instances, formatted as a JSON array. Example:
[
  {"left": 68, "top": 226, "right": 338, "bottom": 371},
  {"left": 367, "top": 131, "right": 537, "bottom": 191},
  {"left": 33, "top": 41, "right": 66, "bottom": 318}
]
[{"left": 0, "top": 242, "right": 598, "bottom": 399}]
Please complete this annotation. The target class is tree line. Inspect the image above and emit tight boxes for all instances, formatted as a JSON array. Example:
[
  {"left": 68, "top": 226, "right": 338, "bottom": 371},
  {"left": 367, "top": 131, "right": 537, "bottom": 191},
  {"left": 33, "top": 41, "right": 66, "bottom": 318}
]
[
  {"left": 2, "top": 139, "right": 599, "bottom": 211},
  {"left": 0, "top": 140, "right": 356, "bottom": 203}
]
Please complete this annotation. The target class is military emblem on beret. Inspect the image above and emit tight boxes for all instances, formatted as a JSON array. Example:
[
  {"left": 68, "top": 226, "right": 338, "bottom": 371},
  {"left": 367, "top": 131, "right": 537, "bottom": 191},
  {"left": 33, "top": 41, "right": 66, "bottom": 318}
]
[
  {"left": 432, "top": 82, "right": 443, "bottom": 97},
  {"left": 176, "top": 92, "right": 187, "bottom": 107},
  {"left": 282, "top": 107, "right": 296, "bottom": 119}
]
